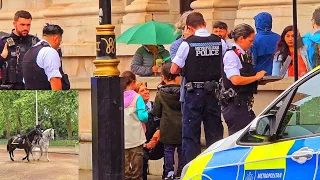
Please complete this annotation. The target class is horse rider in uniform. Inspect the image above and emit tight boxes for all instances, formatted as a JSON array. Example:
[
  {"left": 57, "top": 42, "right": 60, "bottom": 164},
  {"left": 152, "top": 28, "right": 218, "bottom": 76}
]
[
  {"left": 34, "top": 120, "right": 45, "bottom": 144},
  {"left": 0, "top": 10, "right": 39, "bottom": 90},
  {"left": 221, "top": 24, "right": 267, "bottom": 136},
  {"left": 171, "top": 12, "right": 227, "bottom": 164}
]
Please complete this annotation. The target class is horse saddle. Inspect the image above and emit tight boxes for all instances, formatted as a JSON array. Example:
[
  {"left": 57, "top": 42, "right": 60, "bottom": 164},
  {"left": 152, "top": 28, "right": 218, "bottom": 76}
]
[{"left": 12, "top": 135, "right": 25, "bottom": 145}]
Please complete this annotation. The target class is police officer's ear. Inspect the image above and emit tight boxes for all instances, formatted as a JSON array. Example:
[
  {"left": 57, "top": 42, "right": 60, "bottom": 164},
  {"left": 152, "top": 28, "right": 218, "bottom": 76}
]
[{"left": 237, "top": 36, "right": 245, "bottom": 43}]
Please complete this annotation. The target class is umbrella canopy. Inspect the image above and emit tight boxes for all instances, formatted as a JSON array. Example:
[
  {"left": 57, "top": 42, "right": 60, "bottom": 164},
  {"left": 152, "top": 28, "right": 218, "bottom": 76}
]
[
  {"left": 0, "top": 31, "right": 9, "bottom": 39},
  {"left": 116, "top": 20, "right": 181, "bottom": 45}
]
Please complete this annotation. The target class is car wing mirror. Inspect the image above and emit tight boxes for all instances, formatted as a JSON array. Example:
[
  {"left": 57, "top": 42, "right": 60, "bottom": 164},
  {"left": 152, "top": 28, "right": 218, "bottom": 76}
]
[{"left": 249, "top": 114, "right": 277, "bottom": 140}]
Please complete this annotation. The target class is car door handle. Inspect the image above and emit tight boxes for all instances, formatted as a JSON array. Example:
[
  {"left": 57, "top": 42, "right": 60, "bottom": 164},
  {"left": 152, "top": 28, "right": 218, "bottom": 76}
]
[{"left": 291, "top": 147, "right": 314, "bottom": 164}]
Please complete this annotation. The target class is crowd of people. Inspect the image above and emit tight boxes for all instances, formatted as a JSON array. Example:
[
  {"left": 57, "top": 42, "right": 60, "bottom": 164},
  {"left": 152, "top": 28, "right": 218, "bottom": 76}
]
[
  {"left": 0, "top": 10, "right": 69, "bottom": 90},
  {"left": 123, "top": 8, "right": 320, "bottom": 180}
]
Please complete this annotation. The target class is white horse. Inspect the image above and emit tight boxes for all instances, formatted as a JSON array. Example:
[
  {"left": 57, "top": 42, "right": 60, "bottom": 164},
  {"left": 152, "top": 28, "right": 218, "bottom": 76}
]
[{"left": 31, "top": 128, "right": 55, "bottom": 161}]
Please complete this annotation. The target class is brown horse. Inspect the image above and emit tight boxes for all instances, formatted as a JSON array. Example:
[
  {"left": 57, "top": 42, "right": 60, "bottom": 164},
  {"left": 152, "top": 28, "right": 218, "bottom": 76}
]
[{"left": 7, "top": 128, "right": 42, "bottom": 162}]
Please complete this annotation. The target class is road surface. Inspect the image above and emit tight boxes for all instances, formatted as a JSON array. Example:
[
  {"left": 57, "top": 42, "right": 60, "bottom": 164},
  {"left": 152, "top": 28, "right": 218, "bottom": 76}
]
[{"left": 0, "top": 149, "right": 78, "bottom": 180}]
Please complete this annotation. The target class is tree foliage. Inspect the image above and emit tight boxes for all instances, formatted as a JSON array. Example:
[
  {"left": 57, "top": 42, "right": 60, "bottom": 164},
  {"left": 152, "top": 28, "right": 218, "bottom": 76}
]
[{"left": 0, "top": 90, "right": 78, "bottom": 139}]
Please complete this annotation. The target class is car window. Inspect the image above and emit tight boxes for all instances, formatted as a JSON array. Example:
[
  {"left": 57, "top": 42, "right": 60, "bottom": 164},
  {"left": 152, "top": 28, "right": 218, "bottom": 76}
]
[
  {"left": 278, "top": 73, "right": 320, "bottom": 139},
  {"left": 239, "top": 96, "right": 288, "bottom": 144},
  {"left": 239, "top": 72, "right": 320, "bottom": 144}
]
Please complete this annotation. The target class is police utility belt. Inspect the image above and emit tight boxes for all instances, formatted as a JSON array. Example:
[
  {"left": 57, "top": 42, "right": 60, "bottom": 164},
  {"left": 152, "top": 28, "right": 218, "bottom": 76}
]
[
  {"left": 185, "top": 80, "right": 219, "bottom": 92},
  {"left": 220, "top": 88, "right": 254, "bottom": 111}
]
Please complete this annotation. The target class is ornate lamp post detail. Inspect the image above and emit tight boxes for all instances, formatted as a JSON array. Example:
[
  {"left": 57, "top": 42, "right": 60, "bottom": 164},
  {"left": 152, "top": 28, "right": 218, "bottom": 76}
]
[{"left": 92, "top": 0, "right": 124, "bottom": 179}]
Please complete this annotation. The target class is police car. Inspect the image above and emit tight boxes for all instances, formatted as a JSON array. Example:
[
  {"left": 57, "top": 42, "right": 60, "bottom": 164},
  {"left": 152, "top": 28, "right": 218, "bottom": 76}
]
[{"left": 182, "top": 66, "right": 320, "bottom": 180}]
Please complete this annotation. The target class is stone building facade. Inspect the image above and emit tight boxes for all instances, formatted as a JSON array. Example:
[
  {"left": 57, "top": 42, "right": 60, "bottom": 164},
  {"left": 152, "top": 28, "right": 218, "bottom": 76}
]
[{"left": 0, "top": 0, "right": 319, "bottom": 172}]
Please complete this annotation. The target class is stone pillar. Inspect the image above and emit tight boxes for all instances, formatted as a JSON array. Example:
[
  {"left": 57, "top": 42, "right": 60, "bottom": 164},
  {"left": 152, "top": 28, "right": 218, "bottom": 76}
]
[
  {"left": 168, "top": 0, "right": 180, "bottom": 14},
  {"left": 43, "top": 0, "right": 98, "bottom": 171},
  {"left": 78, "top": 90, "right": 92, "bottom": 170},
  {"left": 191, "top": 0, "right": 239, "bottom": 33},
  {"left": 121, "top": 0, "right": 178, "bottom": 32},
  {"left": 112, "top": 0, "right": 127, "bottom": 36},
  {"left": 236, "top": 0, "right": 320, "bottom": 35},
  {"left": 0, "top": 0, "right": 52, "bottom": 35}
]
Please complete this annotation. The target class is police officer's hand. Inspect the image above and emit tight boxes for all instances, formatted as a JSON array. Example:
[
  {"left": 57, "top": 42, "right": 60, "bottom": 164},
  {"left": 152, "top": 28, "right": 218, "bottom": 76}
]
[
  {"left": 1, "top": 42, "right": 8, "bottom": 59},
  {"left": 259, "top": 79, "right": 280, "bottom": 85},
  {"left": 255, "top": 70, "right": 267, "bottom": 80},
  {"left": 152, "top": 66, "right": 158, "bottom": 73},
  {"left": 183, "top": 28, "right": 193, "bottom": 38}
]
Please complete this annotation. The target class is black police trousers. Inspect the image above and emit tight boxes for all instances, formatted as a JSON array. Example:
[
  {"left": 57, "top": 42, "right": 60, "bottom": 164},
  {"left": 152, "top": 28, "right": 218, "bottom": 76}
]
[
  {"left": 182, "top": 89, "right": 223, "bottom": 164},
  {"left": 222, "top": 99, "right": 256, "bottom": 136}
]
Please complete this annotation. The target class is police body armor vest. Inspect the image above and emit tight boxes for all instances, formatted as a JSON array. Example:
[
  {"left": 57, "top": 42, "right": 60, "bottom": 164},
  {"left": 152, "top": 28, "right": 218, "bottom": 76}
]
[
  {"left": 1, "top": 35, "right": 38, "bottom": 84},
  {"left": 184, "top": 35, "right": 222, "bottom": 82},
  {"left": 22, "top": 41, "right": 52, "bottom": 90},
  {"left": 222, "top": 47, "right": 256, "bottom": 98}
]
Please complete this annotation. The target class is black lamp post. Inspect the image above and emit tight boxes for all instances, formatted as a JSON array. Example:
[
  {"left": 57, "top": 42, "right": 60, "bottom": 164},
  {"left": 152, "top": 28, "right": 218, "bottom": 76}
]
[
  {"left": 91, "top": 0, "right": 124, "bottom": 179},
  {"left": 293, "top": 0, "right": 299, "bottom": 81}
]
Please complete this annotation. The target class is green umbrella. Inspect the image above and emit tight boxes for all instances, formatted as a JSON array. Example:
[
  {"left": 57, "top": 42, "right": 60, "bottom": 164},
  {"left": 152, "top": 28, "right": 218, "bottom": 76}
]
[{"left": 116, "top": 20, "right": 181, "bottom": 45}]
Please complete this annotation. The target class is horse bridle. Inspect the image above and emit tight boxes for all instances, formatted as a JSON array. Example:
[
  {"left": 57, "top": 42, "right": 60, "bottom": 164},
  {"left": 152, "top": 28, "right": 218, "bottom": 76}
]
[{"left": 46, "top": 129, "right": 54, "bottom": 139}]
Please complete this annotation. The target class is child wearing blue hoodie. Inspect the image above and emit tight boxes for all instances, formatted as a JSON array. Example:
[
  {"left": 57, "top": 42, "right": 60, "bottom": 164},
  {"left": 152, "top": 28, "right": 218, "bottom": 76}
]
[{"left": 122, "top": 71, "right": 148, "bottom": 180}]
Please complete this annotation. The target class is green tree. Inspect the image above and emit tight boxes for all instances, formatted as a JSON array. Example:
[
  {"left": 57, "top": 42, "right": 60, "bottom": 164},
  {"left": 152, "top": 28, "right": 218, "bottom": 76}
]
[{"left": 0, "top": 91, "right": 79, "bottom": 139}]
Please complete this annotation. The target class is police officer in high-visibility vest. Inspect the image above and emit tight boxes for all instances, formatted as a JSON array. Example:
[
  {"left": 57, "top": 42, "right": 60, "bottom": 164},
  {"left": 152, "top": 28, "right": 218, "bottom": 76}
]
[
  {"left": 0, "top": 10, "right": 39, "bottom": 90},
  {"left": 221, "top": 24, "right": 267, "bottom": 135},
  {"left": 171, "top": 12, "right": 227, "bottom": 164}
]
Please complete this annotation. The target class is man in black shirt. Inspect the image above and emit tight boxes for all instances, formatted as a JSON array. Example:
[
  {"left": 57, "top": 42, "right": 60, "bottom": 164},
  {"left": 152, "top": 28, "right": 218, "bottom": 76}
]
[{"left": 0, "top": 10, "right": 39, "bottom": 90}]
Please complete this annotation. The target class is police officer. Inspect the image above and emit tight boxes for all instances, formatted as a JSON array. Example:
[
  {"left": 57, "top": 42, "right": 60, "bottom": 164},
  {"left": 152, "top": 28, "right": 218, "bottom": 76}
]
[
  {"left": 36, "top": 119, "right": 45, "bottom": 131},
  {"left": 23, "top": 24, "right": 64, "bottom": 90},
  {"left": 221, "top": 24, "right": 266, "bottom": 136},
  {"left": 0, "top": 10, "right": 39, "bottom": 90},
  {"left": 171, "top": 12, "right": 227, "bottom": 164}
]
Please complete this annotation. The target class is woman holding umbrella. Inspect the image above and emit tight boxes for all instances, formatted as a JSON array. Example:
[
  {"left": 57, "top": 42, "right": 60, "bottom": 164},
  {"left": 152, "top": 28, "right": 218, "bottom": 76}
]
[
  {"left": 116, "top": 20, "right": 181, "bottom": 77},
  {"left": 131, "top": 45, "right": 170, "bottom": 76}
]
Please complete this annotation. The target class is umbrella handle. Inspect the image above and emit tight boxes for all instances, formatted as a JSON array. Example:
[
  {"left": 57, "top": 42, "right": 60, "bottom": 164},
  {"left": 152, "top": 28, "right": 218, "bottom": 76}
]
[{"left": 154, "top": 48, "right": 157, "bottom": 76}]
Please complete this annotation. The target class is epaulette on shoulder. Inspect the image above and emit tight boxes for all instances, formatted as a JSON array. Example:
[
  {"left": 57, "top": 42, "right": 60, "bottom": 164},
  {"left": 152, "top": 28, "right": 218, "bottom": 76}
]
[
  {"left": 0, "top": 35, "right": 10, "bottom": 41},
  {"left": 226, "top": 46, "right": 236, "bottom": 52}
]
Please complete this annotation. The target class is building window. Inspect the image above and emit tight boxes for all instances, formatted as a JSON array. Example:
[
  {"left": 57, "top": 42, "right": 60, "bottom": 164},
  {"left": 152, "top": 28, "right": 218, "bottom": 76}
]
[{"left": 180, "top": 0, "right": 195, "bottom": 14}]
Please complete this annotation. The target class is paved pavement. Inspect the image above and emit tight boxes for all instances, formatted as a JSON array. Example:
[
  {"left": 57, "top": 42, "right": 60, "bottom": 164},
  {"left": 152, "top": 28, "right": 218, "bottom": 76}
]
[
  {"left": 0, "top": 145, "right": 77, "bottom": 154},
  {"left": 0, "top": 147, "right": 162, "bottom": 180},
  {"left": 0, "top": 149, "right": 78, "bottom": 180},
  {"left": 79, "top": 170, "right": 162, "bottom": 180}
]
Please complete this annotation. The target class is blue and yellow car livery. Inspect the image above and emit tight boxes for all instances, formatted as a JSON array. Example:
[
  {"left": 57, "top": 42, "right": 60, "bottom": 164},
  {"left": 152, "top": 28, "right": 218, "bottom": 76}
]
[{"left": 182, "top": 66, "right": 320, "bottom": 180}]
